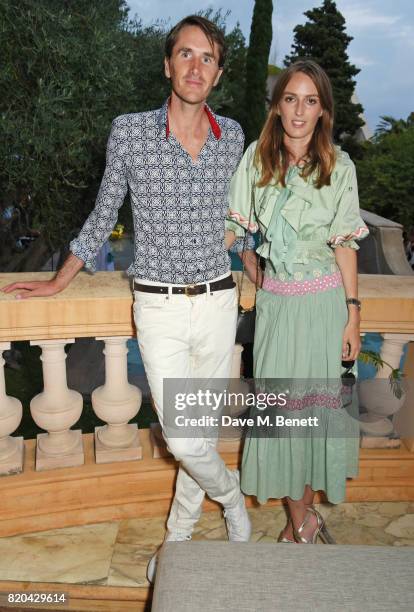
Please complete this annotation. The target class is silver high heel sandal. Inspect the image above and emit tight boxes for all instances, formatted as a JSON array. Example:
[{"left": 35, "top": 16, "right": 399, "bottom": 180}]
[
  {"left": 278, "top": 535, "right": 296, "bottom": 543},
  {"left": 293, "top": 507, "right": 327, "bottom": 544},
  {"left": 277, "top": 522, "right": 296, "bottom": 543},
  {"left": 277, "top": 515, "right": 297, "bottom": 543},
  {"left": 308, "top": 505, "right": 336, "bottom": 544}
]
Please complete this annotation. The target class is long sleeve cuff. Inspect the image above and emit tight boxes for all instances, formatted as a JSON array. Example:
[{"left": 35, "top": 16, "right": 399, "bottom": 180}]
[{"left": 69, "top": 238, "right": 97, "bottom": 272}]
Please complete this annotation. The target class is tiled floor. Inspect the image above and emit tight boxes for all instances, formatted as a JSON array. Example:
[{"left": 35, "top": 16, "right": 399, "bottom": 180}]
[{"left": 0, "top": 502, "right": 413, "bottom": 588}]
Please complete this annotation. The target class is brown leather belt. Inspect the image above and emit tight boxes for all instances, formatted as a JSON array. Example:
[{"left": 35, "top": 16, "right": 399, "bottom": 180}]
[{"left": 133, "top": 275, "right": 235, "bottom": 296}]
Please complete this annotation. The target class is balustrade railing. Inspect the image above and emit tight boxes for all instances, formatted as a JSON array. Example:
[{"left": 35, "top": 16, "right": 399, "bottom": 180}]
[{"left": 1, "top": 270, "right": 414, "bottom": 479}]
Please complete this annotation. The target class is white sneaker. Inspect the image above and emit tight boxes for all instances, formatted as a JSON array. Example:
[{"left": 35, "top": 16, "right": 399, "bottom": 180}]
[
  {"left": 223, "top": 472, "right": 251, "bottom": 542},
  {"left": 146, "top": 530, "right": 192, "bottom": 584}
]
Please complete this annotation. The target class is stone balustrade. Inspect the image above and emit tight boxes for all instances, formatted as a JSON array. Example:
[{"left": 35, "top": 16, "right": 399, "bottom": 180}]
[{"left": 1, "top": 271, "right": 414, "bottom": 478}]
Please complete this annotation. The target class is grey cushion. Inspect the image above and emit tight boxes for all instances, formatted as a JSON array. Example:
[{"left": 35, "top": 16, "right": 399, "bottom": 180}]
[{"left": 152, "top": 541, "right": 414, "bottom": 612}]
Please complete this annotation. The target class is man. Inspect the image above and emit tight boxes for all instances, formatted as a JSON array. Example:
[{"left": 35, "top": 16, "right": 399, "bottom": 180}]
[{"left": 3, "top": 16, "right": 251, "bottom": 582}]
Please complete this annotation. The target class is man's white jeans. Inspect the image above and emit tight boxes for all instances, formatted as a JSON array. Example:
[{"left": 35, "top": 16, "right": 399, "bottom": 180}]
[{"left": 133, "top": 279, "right": 239, "bottom": 534}]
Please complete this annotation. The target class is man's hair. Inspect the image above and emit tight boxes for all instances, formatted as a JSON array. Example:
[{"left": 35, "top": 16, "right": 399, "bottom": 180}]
[
  {"left": 255, "top": 59, "right": 336, "bottom": 189},
  {"left": 165, "top": 15, "right": 226, "bottom": 68}
]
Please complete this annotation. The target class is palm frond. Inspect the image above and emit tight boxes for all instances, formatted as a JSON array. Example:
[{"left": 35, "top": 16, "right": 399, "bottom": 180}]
[
  {"left": 358, "top": 350, "right": 405, "bottom": 399},
  {"left": 390, "top": 368, "right": 404, "bottom": 400},
  {"left": 358, "top": 350, "right": 384, "bottom": 371}
]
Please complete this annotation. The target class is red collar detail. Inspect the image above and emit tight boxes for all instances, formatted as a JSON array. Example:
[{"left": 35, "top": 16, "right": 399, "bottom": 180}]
[
  {"left": 166, "top": 105, "right": 221, "bottom": 140},
  {"left": 205, "top": 105, "right": 222, "bottom": 140}
]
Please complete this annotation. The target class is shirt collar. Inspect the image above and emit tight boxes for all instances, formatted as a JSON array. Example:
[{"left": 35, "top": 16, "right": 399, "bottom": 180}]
[{"left": 157, "top": 98, "right": 222, "bottom": 140}]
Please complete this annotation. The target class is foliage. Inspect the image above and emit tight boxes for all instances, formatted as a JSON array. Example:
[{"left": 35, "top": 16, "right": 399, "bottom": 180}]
[
  {"left": 284, "top": 0, "right": 364, "bottom": 141},
  {"left": 0, "top": 0, "right": 140, "bottom": 262},
  {"left": 209, "top": 23, "right": 247, "bottom": 128},
  {"left": 268, "top": 64, "right": 282, "bottom": 76},
  {"left": 355, "top": 116, "right": 414, "bottom": 228},
  {"left": 243, "top": 0, "right": 273, "bottom": 145},
  {"left": 340, "top": 135, "right": 367, "bottom": 161},
  {"left": 374, "top": 112, "right": 414, "bottom": 140},
  {"left": 128, "top": 19, "right": 171, "bottom": 111},
  {"left": 358, "top": 351, "right": 404, "bottom": 399}
]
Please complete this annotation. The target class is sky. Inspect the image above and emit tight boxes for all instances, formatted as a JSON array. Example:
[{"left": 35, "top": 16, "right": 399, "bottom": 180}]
[{"left": 126, "top": 0, "right": 414, "bottom": 134}]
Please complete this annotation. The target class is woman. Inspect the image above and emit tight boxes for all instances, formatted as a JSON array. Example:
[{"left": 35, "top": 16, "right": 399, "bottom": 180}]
[{"left": 225, "top": 60, "right": 368, "bottom": 543}]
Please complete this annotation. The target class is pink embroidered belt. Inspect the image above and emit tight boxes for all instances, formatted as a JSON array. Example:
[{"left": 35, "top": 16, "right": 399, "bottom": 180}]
[
  {"left": 283, "top": 393, "right": 342, "bottom": 411},
  {"left": 263, "top": 272, "right": 343, "bottom": 296}
]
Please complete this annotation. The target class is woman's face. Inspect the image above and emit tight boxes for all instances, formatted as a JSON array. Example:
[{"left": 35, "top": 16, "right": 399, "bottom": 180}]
[{"left": 277, "top": 72, "right": 323, "bottom": 142}]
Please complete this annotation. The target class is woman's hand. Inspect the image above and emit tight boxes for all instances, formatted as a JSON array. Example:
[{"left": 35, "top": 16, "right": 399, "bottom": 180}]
[{"left": 342, "top": 321, "right": 361, "bottom": 360}]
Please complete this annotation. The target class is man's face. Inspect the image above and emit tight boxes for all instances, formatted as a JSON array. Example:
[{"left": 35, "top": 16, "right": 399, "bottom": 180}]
[{"left": 165, "top": 25, "right": 223, "bottom": 104}]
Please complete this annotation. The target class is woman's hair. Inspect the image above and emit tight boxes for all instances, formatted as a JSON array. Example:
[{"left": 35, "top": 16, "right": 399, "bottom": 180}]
[{"left": 255, "top": 59, "right": 336, "bottom": 189}]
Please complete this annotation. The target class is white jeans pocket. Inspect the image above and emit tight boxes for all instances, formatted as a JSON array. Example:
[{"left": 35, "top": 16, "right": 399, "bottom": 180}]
[{"left": 210, "top": 287, "right": 238, "bottom": 312}]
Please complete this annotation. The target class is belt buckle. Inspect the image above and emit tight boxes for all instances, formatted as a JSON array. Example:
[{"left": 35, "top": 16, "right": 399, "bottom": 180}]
[{"left": 184, "top": 284, "right": 196, "bottom": 296}]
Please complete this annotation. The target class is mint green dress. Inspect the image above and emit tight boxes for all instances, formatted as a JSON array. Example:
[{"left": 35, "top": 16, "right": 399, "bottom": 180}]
[{"left": 226, "top": 144, "right": 369, "bottom": 504}]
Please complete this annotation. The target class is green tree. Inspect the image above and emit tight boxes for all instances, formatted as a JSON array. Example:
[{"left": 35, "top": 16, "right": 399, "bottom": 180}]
[
  {"left": 209, "top": 24, "right": 247, "bottom": 128},
  {"left": 285, "top": 0, "right": 363, "bottom": 140},
  {"left": 355, "top": 115, "right": 414, "bottom": 228},
  {"left": 0, "top": 0, "right": 139, "bottom": 269},
  {"left": 129, "top": 19, "right": 171, "bottom": 111},
  {"left": 374, "top": 113, "right": 414, "bottom": 140},
  {"left": 243, "top": 0, "right": 273, "bottom": 145}
]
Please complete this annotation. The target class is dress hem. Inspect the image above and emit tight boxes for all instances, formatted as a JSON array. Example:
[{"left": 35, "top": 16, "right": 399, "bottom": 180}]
[{"left": 241, "top": 473, "right": 359, "bottom": 506}]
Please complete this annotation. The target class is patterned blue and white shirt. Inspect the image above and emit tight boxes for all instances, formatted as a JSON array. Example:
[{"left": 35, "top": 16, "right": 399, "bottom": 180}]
[{"left": 70, "top": 99, "right": 248, "bottom": 284}]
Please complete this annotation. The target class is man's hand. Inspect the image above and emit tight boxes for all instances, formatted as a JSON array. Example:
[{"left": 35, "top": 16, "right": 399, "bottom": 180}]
[
  {"left": 2, "top": 279, "right": 65, "bottom": 299},
  {"left": 1, "top": 252, "right": 84, "bottom": 299}
]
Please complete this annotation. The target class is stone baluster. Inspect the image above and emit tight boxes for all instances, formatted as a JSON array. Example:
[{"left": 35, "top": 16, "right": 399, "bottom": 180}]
[
  {"left": 377, "top": 334, "right": 414, "bottom": 379},
  {"left": 0, "top": 342, "right": 24, "bottom": 475},
  {"left": 92, "top": 337, "right": 142, "bottom": 463},
  {"left": 359, "top": 333, "right": 414, "bottom": 438},
  {"left": 30, "top": 339, "right": 84, "bottom": 470}
]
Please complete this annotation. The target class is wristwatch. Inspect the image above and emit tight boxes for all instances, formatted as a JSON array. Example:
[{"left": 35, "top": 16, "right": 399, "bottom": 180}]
[{"left": 346, "top": 298, "right": 361, "bottom": 310}]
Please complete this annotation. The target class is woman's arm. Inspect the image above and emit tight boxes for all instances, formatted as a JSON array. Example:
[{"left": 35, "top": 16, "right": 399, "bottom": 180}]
[
  {"left": 226, "top": 230, "right": 262, "bottom": 286},
  {"left": 225, "top": 230, "right": 236, "bottom": 250},
  {"left": 225, "top": 143, "right": 259, "bottom": 239},
  {"left": 334, "top": 246, "right": 361, "bottom": 360},
  {"left": 239, "top": 249, "right": 263, "bottom": 287}
]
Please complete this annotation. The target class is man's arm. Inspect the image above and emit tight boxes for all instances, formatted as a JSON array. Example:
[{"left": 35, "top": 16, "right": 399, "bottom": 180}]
[{"left": 2, "top": 252, "right": 84, "bottom": 299}]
